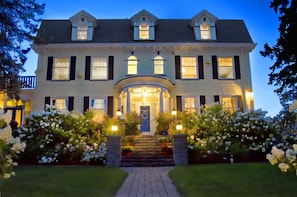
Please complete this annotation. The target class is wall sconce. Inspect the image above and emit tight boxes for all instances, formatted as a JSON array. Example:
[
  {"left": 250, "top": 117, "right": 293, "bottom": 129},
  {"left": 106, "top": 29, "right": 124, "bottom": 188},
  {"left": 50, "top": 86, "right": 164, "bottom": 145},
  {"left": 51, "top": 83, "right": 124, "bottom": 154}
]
[
  {"left": 111, "top": 125, "right": 118, "bottom": 135},
  {"left": 116, "top": 109, "right": 122, "bottom": 119},
  {"left": 171, "top": 109, "right": 177, "bottom": 117},
  {"left": 176, "top": 123, "right": 183, "bottom": 134}
]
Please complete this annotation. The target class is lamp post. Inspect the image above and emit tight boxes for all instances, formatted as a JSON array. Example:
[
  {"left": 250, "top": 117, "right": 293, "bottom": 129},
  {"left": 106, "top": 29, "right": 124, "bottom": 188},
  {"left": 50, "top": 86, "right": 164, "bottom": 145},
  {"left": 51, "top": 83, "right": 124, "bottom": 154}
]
[{"left": 111, "top": 125, "right": 118, "bottom": 135}]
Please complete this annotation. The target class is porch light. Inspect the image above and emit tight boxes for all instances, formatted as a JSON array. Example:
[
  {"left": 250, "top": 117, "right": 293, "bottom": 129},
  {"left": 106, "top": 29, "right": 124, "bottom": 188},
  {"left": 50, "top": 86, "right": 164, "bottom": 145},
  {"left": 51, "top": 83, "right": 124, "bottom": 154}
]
[
  {"left": 116, "top": 109, "right": 121, "bottom": 118},
  {"left": 111, "top": 125, "right": 118, "bottom": 135},
  {"left": 142, "top": 89, "right": 147, "bottom": 97},
  {"left": 171, "top": 109, "right": 177, "bottom": 116},
  {"left": 176, "top": 123, "right": 183, "bottom": 133}
]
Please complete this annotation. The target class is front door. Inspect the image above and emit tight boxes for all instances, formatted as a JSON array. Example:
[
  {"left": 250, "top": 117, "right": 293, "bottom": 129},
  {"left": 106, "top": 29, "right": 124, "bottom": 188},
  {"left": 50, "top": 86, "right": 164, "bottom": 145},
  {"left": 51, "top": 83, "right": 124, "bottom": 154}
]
[{"left": 140, "top": 106, "right": 150, "bottom": 132}]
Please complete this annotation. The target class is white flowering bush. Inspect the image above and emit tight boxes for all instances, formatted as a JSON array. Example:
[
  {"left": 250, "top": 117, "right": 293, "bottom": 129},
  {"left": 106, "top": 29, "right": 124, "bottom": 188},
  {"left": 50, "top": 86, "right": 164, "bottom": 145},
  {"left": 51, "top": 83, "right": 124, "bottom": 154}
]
[
  {"left": 0, "top": 110, "right": 26, "bottom": 181},
  {"left": 17, "top": 105, "right": 106, "bottom": 165},
  {"left": 266, "top": 144, "right": 297, "bottom": 174}
]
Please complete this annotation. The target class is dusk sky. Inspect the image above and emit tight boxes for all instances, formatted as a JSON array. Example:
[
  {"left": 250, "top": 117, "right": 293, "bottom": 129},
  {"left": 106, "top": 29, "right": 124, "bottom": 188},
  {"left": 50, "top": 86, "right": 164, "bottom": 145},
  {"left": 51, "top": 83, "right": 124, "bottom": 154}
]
[{"left": 22, "top": 0, "right": 282, "bottom": 117}]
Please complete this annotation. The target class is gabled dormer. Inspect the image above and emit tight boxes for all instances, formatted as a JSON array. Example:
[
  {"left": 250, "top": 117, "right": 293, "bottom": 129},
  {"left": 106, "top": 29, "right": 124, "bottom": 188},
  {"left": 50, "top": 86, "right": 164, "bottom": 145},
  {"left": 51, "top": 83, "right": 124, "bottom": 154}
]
[
  {"left": 131, "top": 9, "right": 157, "bottom": 41},
  {"left": 70, "top": 10, "right": 97, "bottom": 41},
  {"left": 191, "top": 10, "right": 217, "bottom": 41}
]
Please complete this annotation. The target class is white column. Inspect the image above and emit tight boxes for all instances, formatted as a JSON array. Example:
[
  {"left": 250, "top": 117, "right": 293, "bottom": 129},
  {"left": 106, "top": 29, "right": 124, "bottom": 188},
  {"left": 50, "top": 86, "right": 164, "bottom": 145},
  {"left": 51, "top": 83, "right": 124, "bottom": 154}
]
[
  {"left": 159, "top": 88, "right": 164, "bottom": 113},
  {"left": 126, "top": 88, "right": 130, "bottom": 112}
]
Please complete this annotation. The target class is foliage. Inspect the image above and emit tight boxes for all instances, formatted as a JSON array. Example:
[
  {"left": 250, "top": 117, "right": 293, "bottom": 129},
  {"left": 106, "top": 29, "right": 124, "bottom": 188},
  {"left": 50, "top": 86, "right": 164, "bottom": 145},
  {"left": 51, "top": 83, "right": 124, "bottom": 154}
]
[
  {"left": 0, "top": 110, "right": 26, "bottom": 184},
  {"left": 121, "top": 145, "right": 134, "bottom": 152},
  {"left": 122, "top": 135, "right": 135, "bottom": 145},
  {"left": 159, "top": 136, "right": 169, "bottom": 143},
  {"left": 260, "top": 0, "right": 297, "bottom": 106},
  {"left": 266, "top": 144, "right": 297, "bottom": 174},
  {"left": 0, "top": 0, "right": 45, "bottom": 98},
  {"left": 101, "top": 115, "right": 124, "bottom": 136},
  {"left": 17, "top": 105, "right": 106, "bottom": 165},
  {"left": 155, "top": 112, "right": 173, "bottom": 135},
  {"left": 124, "top": 111, "right": 141, "bottom": 135}
]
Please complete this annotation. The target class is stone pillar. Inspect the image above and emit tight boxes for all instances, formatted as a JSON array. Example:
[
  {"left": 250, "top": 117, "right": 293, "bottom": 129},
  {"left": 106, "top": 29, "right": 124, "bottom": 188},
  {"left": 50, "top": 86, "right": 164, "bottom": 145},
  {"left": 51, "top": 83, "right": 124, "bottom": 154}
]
[
  {"left": 173, "top": 134, "right": 188, "bottom": 165},
  {"left": 106, "top": 135, "right": 122, "bottom": 166}
]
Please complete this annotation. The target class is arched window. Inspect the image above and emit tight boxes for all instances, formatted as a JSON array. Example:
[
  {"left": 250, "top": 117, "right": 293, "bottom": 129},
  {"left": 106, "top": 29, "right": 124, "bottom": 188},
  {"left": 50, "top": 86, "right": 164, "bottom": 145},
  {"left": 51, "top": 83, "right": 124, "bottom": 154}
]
[
  {"left": 139, "top": 22, "right": 149, "bottom": 39},
  {"left": 127, "top": 55, "right": 138, "bottom": 74},
  {"left": 200, "top": 22, "right": 211, "bottom": 39},
  {"left": 153, "top": 55, "right": 164, "bottom": 74}
]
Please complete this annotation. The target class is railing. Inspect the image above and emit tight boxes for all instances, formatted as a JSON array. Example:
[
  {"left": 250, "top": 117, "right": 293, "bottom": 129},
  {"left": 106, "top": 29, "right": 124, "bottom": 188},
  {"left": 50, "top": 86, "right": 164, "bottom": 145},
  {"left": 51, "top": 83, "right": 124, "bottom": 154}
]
[{"left": 19, "top": 76, "right": 36, "bottom": 89}]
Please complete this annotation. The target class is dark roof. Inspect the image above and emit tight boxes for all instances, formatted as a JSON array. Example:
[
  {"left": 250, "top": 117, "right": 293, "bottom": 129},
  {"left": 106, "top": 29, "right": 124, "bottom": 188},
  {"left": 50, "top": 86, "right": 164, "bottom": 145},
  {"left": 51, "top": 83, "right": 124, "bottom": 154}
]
[{"left": 36, "top": 19, "right": 253, "bottom": 44}]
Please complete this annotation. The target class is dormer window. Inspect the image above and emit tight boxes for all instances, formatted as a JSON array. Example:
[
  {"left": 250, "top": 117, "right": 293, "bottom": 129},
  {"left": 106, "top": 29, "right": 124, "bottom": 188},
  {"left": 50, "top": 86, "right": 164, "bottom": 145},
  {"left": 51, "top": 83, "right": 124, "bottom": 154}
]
[
  {"left": 200, "top": 22, "right": 211, "bottom": 39},
  {"left": 139, "top": 22, "right": 149, "bottom": 40},
  {"left": 131, "top": 10, "right": 157, "bottom": 41},
  {"left": 70, "top": 10, "right": 97, "bottom": 41}
]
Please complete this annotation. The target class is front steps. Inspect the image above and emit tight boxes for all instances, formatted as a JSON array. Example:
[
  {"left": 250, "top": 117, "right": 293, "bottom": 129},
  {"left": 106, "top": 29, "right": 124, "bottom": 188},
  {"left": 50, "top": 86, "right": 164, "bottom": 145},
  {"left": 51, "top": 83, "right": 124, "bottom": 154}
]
[{"left": 121, "top": 135, "right": 175, "bottom": 167}]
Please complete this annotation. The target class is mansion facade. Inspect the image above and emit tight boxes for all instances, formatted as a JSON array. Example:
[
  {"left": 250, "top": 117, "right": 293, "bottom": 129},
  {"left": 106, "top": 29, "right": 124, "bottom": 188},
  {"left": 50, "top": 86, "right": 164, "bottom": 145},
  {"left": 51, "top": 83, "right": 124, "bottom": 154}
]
[{"left": 2, "top": 9, "right": 256, "bottom": 134}]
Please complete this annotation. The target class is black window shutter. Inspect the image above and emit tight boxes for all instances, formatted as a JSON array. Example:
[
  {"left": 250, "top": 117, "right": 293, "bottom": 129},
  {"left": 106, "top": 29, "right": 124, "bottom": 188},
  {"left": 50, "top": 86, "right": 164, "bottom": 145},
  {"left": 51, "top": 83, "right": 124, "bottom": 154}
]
[
  {"left": 68, "top": 96, "right": 74, "bottom": 111},
  {"left": 198, "top": 56, "right": 204, "bottom": 79},
  {"left": 176, "top": 96, "right": 182, "bottom": 112},
  {"left": 83, "top": 96, "right": 89, "bottom": 112},
  {"left": 108, "top": 56, "right": 114, "bottom": 80},
  {"left": 70, "top": 56, "right": 76, "bottom": 80},
  {"left": 107, "top": 96, "right": 113, "bottom": 117},
  {"left": 46, "top": 57, "right": 53, "bottom": 80},
  {"left": 175, "top": 56, "right": 181, "bottom": 79},
  {"left": 234, "top": 56, "right": 241, "bottom": 79},
  {"left": 212, "top": 56, "right": 218, "bottom": 79},
  {"left": 238, "top": 95, "right": 243, "bottom": 112},
  {"left": 200, "top": 95, "right": 205, "bottom": 106},
  {"left": 44, "top": 97, "right": 50, "bottom": 109},
  {"left": 85, "top": 56, "right": 91, "bottom": 80},
  {"left": 214, "top": 95, "right": 220, "bottom": 103}
]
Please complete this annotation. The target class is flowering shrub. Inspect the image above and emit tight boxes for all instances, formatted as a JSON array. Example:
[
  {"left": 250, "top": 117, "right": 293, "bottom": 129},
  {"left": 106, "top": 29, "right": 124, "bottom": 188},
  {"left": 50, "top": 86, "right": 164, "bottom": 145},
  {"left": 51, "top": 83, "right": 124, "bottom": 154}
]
[
  {"left": 266, "top": 144, "right": 297, "bottom": 174},
  {"left": 0, "top": 110, "right": 26, "bottom": 180},
  {"left": 18, "top": 105, "right": 106, "bottom": 165}
]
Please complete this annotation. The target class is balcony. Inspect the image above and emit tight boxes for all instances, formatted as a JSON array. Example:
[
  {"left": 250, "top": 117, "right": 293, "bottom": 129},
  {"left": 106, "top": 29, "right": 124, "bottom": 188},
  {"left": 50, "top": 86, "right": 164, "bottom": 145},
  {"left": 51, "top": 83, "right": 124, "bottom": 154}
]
[{"left": 19, "top": 76, "right": 36, "bottom": 89}]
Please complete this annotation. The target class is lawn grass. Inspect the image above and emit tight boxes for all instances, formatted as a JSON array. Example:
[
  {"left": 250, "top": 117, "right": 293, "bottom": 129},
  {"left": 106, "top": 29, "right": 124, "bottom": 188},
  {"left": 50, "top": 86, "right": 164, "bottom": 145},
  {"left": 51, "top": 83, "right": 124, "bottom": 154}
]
[
  {"left": 1, "top": 165, "right": 128, "bottom": 197},
  {"left": 169, "top": 162, "right": 297, "bottom": 197}
]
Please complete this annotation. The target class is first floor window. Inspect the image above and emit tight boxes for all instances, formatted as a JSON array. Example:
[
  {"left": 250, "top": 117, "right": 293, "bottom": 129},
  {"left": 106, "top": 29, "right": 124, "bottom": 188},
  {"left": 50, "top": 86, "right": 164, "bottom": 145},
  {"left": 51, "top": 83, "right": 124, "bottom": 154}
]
[
  {"left": 181, "top": 57, "right": 197, "bottom": 79},
  {"left": 53, "top": 58, "right": 70, "bottom": 80},
  {"left": 91, "top": 58, "right": 108, "bottom": 80},
  {"left": 53, "top": 98, "right": 67, "bottom": 110},
  {"left": 222, "top": 96, "right": 237, "bottom": 112},
  {"left": 184, "top": 97, "right": 197, "bottom": 113},
  {"left": 91, "top": 98, "right": 106, "bottom": 121},
  {"left": 218, "top": 57, "right": 234, "bottom": 79}
]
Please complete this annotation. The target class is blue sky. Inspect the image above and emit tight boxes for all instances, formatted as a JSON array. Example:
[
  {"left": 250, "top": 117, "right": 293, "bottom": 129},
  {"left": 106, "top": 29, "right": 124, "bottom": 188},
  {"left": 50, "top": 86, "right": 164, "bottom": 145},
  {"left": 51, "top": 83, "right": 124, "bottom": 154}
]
[{"left": 23, "top": 0, "right": 282, "bottom": 117}]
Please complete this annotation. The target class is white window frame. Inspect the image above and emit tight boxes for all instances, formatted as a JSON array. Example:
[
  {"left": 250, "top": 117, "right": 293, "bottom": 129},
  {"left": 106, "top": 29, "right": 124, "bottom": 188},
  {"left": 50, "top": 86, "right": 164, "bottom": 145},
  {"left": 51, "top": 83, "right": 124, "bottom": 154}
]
[
  {"left": 127, "top": 55, "right": 138, "bottom": 75},
  {"left": 91, "top": 57, "right": 108, "bottom": 80},
  {"left": 153, "top": 55, "right": 165, "bottom": 75},
  {"left": 53, "top": 58, "right": 70, "bottom": 80},
  {"left": 218, "top": 57, "right": 235, "bottom": 79},
  {"left": 181, "top": 57, "right": 198, "bottom": 79}
]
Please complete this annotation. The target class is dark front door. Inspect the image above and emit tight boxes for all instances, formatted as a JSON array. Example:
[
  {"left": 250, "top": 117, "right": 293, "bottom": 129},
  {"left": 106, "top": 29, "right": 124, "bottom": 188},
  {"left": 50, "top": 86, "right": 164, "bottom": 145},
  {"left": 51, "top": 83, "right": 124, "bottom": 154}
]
[{"left": 140, "top": 106, "right": 150, "bottom": 132}]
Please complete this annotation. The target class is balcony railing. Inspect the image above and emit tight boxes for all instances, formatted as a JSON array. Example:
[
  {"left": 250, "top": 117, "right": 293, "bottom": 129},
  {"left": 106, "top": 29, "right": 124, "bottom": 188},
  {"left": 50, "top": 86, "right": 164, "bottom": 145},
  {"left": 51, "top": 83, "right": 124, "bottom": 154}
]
[{"left": 19, "top": 76, "right": 36, "bottom": 89}]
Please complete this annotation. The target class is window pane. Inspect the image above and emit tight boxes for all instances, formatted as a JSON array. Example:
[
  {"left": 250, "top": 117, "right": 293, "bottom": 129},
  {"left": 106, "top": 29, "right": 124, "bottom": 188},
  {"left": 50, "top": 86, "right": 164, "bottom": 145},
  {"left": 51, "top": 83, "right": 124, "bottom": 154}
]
[
  {"left": 53, "top": 99, "right": 67, "bottom": 110},
  {"left": 222, "top": 96, "right": 237, "bottom": 112},
  {"left": 184, "top": 97, "right": 196, "bottom": 112},
  {"left": 53, "top": 58, "right": 70, "bottom": 80},
  {"left": 128, "top": 55, "right": 137, "bottom": 74},
  {"left": 139, "top": 22, "right": 149, "bottom": 39},
  {"left": 181, "top": 57, "right": 197, "bottom": 79},
  {"left": 91, "top": 99, "right": 105, "bottom": 109},
  {"left": 154, "top": 55, "right": 164, "bottom": 74},
  {"left": 218, "top": 57, "right": 234, "bottom": 78},
  {"left": 77, "top": 21, "right": 88, "bottom": 40},
  {"left": 200, "top": 22, "right": 211, "bottom": 39},
  {"left": 91, "top": 58, "right": 107, "bottom": 79}
]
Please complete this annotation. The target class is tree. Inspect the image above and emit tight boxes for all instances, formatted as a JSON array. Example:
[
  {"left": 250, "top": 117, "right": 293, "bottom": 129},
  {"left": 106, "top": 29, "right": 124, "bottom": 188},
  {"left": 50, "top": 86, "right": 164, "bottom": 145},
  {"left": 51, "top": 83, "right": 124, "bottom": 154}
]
[
  {"left": 260, "top": 0, "right": 297, "bottom": 107},
  {"left": 0, "top": 0, "right": 44, "bottom": 98}
]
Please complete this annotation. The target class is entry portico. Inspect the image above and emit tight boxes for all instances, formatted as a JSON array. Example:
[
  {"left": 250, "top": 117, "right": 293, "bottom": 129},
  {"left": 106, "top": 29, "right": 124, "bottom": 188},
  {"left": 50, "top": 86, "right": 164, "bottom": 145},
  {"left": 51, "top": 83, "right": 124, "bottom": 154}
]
[{"left": 115, "top": 76, "right": 175, "bottom": 135}]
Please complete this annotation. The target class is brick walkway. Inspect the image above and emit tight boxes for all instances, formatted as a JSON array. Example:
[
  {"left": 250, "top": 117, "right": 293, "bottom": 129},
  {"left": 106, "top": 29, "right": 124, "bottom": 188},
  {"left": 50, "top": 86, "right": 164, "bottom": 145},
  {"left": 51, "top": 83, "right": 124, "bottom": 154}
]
[{"left": 115, "top": 167, "right": 181, "bottom": 197}]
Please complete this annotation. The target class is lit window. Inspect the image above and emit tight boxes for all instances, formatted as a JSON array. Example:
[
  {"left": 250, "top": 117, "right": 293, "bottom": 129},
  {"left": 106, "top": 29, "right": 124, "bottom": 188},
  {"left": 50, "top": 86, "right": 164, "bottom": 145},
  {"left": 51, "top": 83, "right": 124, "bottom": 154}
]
[
  {"left": 53, "top": 98, "right": 67, "bottom": 110},
  {"left": 222, "top": 96, "right": 237, "bottom": 112},
  {"left": 181, "top": 57, "right": 197, "bottom": 79},
  {"left": 91, "top": 98, "right": 105, "bottom": 122},
  {"left": 154, "top": 55, "right": 164, "bottom": 74},
  {"left": 91, "top": 58, "right": 108, "bottom": 80},
  {"left": 200, "top": 22, "right": 211, "bottom": 39},
  {"left": 127, "top": 55, "right": 138, "bottom": 75},
  {"left": 77, "top": 25, "right": 88, "bottom": 40},
  {"left": 139, "top": 22, "right": 149, "bottom": 39},
  {"left": 184, "top": 97, "right": 196, "bottom": 113},
  {"left": 53, "top": 58, "right": 70, "bottom": 80},
  {"left": 218, "top": 57, "right": 234, "bottom": 79}
]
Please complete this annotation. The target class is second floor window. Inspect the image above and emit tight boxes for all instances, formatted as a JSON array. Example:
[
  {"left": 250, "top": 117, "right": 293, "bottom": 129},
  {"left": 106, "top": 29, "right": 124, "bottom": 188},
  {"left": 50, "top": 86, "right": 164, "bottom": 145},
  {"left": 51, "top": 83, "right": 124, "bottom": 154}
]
[
  {"left": 200, "top": 22, "right": 211, "bottom": 39},
  {"left": 127, "top": 55, "right": 138, "bottom": 75},
  {"left": 91, "top": 58, "right": 108, "bottom": 80},
  {"left": 53, "top": 58, "right": 70, "bottom": 80},
  {"left": 181, "top": 57, "right": 197, "bottom": 79},
  {"left": 139, "top": 22, "right": 149, "bottom": 39},
  {"left": 154, "top": 55, "right": 164, "bottom": 74},
  {"left": 218, "top": 57, "right": 234, "bottom": 79}
]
